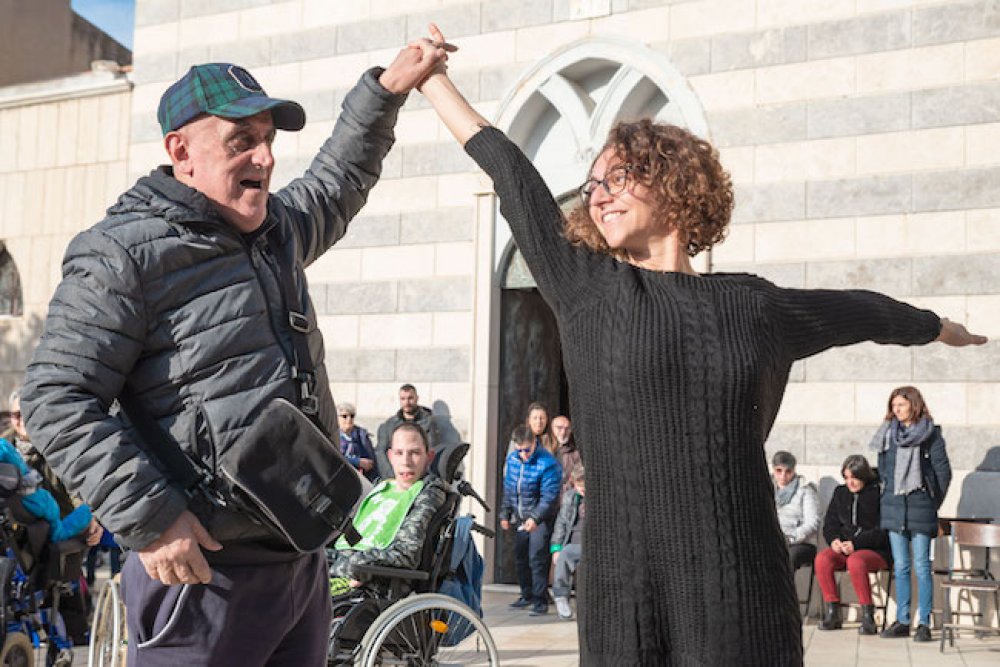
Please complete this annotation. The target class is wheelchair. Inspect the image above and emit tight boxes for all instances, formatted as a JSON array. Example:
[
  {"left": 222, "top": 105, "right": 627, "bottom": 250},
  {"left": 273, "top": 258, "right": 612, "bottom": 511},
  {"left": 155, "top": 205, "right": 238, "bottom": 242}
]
[
  {"left": 0, "top": 463, "right": 85, "bottom": 667},
  {"left": 86, "top": 573, "right": 125, "bottom": 667},
  {"left": 327, "top": 443, "right": 499, "bottom": 666}
]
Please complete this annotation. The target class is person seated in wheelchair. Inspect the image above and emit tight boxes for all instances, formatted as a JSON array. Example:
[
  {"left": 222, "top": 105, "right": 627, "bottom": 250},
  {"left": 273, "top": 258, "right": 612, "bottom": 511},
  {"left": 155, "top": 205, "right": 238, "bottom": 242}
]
[
  {"left": 0, "top": 437, "right": 102, "bottom": 545},
  {"left": 328, "top": 422, "right": 447, "bottom": 595}
]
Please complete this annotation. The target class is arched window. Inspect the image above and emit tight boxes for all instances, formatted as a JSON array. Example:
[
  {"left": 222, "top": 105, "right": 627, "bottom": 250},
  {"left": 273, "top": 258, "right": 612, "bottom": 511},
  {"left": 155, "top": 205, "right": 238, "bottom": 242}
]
[{"left": 0, "top": 244, "right": 24, "bottom": 317}]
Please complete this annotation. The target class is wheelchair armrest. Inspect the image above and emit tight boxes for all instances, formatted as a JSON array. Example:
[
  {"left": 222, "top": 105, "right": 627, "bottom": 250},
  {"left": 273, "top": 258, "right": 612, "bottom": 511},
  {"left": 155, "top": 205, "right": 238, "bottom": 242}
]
[
  {"left": 51, "top": 537, "right": 87, "bottom": 557},
  {"left": 353, "top": 564, "right": 430, "bottom": 582}
]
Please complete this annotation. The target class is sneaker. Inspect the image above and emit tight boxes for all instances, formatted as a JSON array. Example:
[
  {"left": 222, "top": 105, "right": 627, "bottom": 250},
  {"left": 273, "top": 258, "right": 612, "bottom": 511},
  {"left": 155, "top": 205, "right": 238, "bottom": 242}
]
[
  {"left": 880, "top": 621, "right": 910, "bottom": 638},
  {"left": 509, "top": 596, "right": 532, "bottom": 609},
  {"left": 528, "top": 601, "right": 549, "bottom": 616},
  {"left": 913, "top": 625, "right": 932, "bottom": 642},
  {"left": 554, "top": 596, "right": 573, "bottom": 620}
]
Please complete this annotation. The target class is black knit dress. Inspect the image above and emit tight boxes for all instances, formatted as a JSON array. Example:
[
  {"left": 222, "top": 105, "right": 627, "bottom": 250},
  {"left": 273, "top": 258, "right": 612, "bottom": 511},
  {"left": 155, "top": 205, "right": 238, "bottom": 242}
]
[{"left": 465, "top": 128, "right": 941, "bottom": 666}]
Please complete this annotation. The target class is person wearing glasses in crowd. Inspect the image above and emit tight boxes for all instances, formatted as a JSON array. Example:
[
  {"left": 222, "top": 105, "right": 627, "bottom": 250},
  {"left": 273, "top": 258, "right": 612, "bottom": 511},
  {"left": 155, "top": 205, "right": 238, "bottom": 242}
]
[
  {"left": 413, "top": 23, "right": 987, "bottom": 665},
  {"left": 500, "top": 424, "right": 562, "bottom": 616},
  {"left": 337, "top": 402, "right": 378, "bottom": 482}
]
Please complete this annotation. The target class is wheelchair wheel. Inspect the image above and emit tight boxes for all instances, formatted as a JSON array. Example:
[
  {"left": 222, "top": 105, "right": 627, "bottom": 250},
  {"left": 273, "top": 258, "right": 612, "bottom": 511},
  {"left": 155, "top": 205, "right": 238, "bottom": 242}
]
[
  {"left": 357, "top": 593, "right": 498, "bottom": 666},
  {"left": 87, "top": 575, "right": 127, "bottom": 667},
  {"left": 0, "top": 631, "right": 33, "bottom": 667}
]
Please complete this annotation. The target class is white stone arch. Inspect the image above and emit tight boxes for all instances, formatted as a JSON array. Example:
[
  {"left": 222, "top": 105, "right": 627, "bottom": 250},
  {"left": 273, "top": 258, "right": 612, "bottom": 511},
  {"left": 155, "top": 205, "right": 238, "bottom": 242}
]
[{"left": 490, "top": 36, "right": 711, "bottom": 279}]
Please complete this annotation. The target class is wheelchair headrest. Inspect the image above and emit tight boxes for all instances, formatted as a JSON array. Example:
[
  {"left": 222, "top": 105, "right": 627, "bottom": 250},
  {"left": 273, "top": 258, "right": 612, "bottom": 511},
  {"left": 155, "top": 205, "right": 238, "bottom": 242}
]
[
  {"left": 429, "top": 442, "right": 468, "bottom": 484},
  {"left": 0, "top": 462, "right": 20, "bottom": 499}
]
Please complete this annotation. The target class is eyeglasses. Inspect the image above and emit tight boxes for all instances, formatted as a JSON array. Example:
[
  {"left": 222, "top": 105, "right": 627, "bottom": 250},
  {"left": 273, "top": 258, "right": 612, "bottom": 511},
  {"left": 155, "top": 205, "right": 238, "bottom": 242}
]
[
  {"left": 578, "top": 165, "right": 636, "bottom": 206},
  {"left": 9, "top": 411, "right": 20, "bottom": 420},
  {"left": 338, "top": 414, "right": 354, "bottom": 419}
]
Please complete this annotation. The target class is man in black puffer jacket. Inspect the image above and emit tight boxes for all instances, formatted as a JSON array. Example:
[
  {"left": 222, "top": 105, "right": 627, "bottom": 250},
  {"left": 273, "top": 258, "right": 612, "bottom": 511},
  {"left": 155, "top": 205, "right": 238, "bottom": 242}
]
[{"left": 21, "top": 45, "right": 447, "bottom": 666}]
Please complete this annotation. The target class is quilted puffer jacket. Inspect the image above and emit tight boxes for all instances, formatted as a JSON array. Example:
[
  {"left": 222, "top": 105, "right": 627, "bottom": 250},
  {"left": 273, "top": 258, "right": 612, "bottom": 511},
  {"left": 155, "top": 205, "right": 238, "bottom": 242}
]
[
  {"left": 21, "top": 68, "right": 405, "bottom": 556},
  {"left": 500, "top": 446, "right": 562, "bottom": 524}
]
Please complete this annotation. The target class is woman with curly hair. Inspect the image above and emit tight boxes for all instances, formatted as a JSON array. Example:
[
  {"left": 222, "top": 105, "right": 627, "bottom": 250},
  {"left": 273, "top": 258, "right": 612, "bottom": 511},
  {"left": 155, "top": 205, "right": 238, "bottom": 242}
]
[{"left": 415, "top": 25, "right": 985, "bottom": 666}]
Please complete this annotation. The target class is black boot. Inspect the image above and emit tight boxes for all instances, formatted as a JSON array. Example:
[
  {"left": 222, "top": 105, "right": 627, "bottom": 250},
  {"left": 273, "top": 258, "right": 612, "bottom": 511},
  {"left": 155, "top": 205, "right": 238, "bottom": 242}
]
[
  {"left": 859, "top": 604, "right": 877, "bottom": 635},
  {"left": 819, "top": 602, "right": 842, "bottom": 630}
]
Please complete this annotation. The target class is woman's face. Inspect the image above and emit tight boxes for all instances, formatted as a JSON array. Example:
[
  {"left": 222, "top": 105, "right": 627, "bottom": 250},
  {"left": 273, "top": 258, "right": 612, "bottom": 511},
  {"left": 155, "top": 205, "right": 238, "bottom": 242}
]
[
  {"left": 843, "top": 469, "right": 865, "bottom": 493},
  {"left": 772, "top": 465, "right": 795, "bottom": 489},
  {"left": 891, "top": 395, "right": 914, "bottom": 425},
  {"left": 587, "top": 148, "right": 662, "bottom": 255},
  {"left": 527, "top": 408, "right": 548, "bottom": 436},
  {"left": 337, "top": 410, "right": 355, "bottom": 433}
]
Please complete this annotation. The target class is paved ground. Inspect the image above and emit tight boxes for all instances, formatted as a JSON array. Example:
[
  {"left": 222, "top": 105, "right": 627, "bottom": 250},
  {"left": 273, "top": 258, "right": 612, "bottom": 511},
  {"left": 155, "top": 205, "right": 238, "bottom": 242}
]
[
  {"left": 482, "top": 585, "right": 1000, "bottom": 667},
  {"left": 63, "top": 580, "right": 999, "bottom": 666}
]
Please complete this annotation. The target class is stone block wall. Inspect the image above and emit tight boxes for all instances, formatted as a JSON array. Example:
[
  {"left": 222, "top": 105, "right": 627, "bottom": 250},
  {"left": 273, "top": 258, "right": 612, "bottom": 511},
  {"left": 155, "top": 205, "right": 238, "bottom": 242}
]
[{"left": 0, "top": 70, "right": 132, "bottom": 400}]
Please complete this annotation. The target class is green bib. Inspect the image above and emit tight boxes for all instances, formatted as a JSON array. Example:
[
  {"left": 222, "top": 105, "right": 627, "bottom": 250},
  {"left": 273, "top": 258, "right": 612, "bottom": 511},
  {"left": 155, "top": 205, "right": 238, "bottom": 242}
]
[{"left": 335, "top": 479, "right": 425, "bottom": 551}]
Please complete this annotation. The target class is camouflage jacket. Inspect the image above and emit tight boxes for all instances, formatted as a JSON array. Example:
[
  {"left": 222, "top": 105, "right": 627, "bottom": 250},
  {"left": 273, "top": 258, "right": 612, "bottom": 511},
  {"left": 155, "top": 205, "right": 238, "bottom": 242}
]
[{"left": 329, "top": 475, "right": 447, "bottom": 578}]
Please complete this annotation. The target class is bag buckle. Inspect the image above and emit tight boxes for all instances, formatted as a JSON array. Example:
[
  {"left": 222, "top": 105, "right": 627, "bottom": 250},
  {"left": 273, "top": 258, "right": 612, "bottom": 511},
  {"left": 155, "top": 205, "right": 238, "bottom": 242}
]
[
  {"left": 299, "top": 371, "right": 319, "bottom": 416},
  {"left": 288, "top": 311, "right": 310, "bottom": 333}
]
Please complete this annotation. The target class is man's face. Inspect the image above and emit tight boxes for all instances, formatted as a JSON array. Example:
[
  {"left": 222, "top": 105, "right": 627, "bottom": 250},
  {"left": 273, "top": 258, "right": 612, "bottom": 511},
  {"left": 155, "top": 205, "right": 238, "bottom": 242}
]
[
  {"left": 551, "top": 416, "right": 571, "bottom": 445},
  {"left": 515, "top": 438, "right": 536, "bottom": 463},
  {"left": 170, "top": 111, "right": 276, "bottom": 233},
  {"left": 388, "top": 429, "right": 431, "bottom": 491},
  {"left": 399, "top": 389, "right": 419, "bottom": 418}
]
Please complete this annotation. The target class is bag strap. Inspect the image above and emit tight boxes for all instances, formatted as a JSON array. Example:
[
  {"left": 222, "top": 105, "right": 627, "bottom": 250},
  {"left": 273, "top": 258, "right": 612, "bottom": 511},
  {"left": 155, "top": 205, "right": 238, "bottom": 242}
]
[
  {"left": 261, "top": 237, "right": 321, "bottom": 420},
  {"left": 118, "top": 392, "right": 225, "bottom": 508}
]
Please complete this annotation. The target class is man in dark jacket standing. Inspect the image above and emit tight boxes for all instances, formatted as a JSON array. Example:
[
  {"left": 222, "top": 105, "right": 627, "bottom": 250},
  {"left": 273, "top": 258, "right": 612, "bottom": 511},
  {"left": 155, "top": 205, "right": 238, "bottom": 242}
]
[
  {"left": 21, "top": 46, "right": 447, "bottom": 665},
  {"left": 376, "top": 383, "right": 439, "bottom": 479},
  {"left": 500, "top": 425, "right": 562, "bottom": 616}
]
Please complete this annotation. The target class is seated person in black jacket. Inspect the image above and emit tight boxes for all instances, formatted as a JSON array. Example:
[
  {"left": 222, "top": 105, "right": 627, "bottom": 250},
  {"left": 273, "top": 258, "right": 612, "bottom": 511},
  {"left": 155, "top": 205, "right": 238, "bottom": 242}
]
[{"left": 815, "top": 454, "right": 891, "bottom": 634}]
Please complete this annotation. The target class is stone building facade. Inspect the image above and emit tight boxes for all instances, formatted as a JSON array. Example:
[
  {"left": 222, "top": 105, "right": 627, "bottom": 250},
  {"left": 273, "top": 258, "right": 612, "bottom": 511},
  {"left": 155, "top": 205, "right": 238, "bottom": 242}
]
[
  {"left": 1, "top": 0, "right": 999, "bottom": 585},
  {"left": 0, "top": 0, "right": 132, "bottom": 87}
]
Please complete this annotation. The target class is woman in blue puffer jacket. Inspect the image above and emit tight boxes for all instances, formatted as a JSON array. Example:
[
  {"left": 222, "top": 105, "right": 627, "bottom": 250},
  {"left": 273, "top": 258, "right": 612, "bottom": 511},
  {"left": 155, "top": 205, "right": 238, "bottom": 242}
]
[{"left": 871, "top": 385, "right": 951, "bottom": 644}]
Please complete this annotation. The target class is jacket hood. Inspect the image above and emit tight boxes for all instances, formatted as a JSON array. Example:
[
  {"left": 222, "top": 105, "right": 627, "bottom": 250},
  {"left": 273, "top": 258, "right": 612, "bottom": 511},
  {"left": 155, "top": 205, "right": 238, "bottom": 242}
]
[{"left": 108, "top": 166, "right": 226, "bottom": 225}]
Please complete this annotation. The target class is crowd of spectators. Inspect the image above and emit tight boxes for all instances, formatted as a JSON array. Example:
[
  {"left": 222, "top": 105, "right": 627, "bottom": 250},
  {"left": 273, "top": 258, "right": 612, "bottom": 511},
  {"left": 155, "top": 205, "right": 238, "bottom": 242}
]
[{"left": 772, "top": 384, "right": 952, "bottom": 643}]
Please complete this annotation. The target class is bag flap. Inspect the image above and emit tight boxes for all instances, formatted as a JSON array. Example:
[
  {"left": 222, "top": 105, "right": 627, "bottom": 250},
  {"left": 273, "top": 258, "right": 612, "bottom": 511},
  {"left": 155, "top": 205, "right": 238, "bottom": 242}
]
[{"left": 223, "top": 398, "right": 364, "bottom": 550}]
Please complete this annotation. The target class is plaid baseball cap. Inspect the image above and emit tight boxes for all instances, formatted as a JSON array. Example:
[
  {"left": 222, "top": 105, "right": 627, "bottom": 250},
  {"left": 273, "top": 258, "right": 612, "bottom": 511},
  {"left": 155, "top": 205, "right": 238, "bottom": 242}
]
[{"left": 157, "top": 63, "right": 306, "bottom": 135}]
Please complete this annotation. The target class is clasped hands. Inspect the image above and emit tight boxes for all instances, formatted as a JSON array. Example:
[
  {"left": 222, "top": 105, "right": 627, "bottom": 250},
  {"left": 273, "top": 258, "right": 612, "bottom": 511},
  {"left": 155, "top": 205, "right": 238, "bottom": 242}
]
[{"left": 378, "top": 23, "right": 458, "bottom": 95}]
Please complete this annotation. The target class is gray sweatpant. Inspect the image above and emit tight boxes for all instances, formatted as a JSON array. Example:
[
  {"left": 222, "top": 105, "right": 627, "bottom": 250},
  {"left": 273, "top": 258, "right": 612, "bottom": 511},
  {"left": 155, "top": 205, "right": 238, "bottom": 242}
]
[
  {"left": 551, "top": 543, "right": 582, "bottom": 599},
  {"left": 122, "top": 550, "right": 330, "bottom": 666}
]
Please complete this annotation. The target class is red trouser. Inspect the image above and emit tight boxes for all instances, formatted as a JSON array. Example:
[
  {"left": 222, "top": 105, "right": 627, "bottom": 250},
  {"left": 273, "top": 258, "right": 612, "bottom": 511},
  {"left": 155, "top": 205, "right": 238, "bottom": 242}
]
[{"left": 815, "top": 547, "right": 889, "bottom": 605}]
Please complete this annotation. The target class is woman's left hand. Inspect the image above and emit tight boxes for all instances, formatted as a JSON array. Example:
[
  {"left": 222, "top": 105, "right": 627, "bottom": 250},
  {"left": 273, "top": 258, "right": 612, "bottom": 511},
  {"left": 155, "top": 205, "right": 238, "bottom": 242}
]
[{"left": 936, "top": 318, "right": 988, "bottom": 347}]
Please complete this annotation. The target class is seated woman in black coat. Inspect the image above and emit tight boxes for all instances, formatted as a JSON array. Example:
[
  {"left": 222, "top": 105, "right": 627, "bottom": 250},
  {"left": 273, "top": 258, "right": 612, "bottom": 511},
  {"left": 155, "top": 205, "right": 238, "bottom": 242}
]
[{"left": 815, "top": 454, "right": 891, "bottom": 634}]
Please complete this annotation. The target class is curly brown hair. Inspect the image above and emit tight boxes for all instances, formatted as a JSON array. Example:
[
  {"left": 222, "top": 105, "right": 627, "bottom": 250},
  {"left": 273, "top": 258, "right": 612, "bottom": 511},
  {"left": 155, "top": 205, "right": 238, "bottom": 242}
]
[{"left": 564, "top": 120, "right": 734, "bottom": 258}]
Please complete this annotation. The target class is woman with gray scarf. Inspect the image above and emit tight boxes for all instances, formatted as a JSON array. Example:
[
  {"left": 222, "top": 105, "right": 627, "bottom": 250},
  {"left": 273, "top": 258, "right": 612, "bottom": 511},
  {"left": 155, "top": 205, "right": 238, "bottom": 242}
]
[
  {"left": 772, "top": 451, "right": 820, "bottom": 571},
  {"left": 870, "top": 385, "right": 951, "bottom": 643}
]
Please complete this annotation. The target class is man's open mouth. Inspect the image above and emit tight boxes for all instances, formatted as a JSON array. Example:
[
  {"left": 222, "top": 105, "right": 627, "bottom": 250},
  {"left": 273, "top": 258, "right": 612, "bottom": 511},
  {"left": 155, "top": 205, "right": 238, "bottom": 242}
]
[{"left": 240, "top": 179, "right": 263, "bottom": 190}]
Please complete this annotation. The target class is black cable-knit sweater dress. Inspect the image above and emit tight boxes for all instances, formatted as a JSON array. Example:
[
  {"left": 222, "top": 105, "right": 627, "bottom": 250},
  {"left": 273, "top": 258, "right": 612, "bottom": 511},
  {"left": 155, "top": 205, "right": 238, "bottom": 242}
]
[{"left": 466, "top": 128, "right": 941, "bottom": 666}]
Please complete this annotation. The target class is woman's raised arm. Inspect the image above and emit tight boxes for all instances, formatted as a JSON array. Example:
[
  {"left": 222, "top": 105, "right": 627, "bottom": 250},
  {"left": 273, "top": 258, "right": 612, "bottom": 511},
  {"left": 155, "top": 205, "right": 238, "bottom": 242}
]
[{"left": 417, "top": 24, "right": 492, "bottom": 146}]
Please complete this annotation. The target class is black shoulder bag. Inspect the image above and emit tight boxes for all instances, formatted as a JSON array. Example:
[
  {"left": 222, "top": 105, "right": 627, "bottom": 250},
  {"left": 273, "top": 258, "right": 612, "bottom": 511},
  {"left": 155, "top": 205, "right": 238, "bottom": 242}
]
[{"left": 121, "top": 237, "right": 362, "bottom": 553}]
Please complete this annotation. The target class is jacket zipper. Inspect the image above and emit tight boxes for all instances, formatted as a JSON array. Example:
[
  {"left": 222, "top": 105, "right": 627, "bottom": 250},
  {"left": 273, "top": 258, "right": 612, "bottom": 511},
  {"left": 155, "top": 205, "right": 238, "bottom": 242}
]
[{"left": 516, "top": 460, "right": 524, "bottom": 521}]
